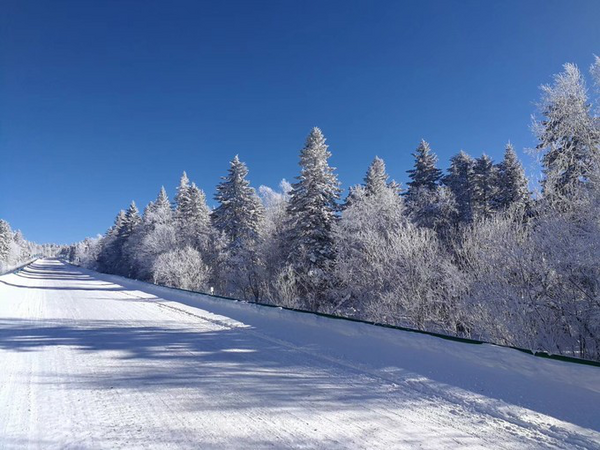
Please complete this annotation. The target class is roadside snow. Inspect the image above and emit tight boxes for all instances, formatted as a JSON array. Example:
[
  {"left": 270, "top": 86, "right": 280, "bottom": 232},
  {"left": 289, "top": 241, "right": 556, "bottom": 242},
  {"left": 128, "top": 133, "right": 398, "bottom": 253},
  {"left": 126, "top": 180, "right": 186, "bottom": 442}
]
[{"left": 0, "top": 259, "right": 598, "bottom": 449}]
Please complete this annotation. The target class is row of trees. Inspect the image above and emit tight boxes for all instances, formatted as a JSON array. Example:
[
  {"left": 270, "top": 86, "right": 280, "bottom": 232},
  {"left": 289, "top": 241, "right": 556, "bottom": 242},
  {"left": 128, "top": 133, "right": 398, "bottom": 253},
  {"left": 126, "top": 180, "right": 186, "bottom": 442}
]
[
  {"left": 0, "top": 220, "right": 60, "bottom": 272},
  {"left": 65, "top": 56, "right": 600, "bottom": 360}
]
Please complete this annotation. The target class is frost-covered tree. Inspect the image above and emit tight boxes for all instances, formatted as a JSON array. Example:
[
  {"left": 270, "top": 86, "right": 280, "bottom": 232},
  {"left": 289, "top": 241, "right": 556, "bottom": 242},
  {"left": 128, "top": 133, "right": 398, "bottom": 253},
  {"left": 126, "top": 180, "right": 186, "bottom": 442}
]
[
  {"left": 174, "top": 172, "right": 211, "bottom": 251},
  {"left": 494, "top": 143, "right": 530, "bottom": 212},
  {"left": 187, "top": 183, "right": 211, "bottom": 251},
  {"left": 96, "top": 210, "right": 127, "bottom": 274},
  {"left": 212, "top": 155, "right": 264, "bottom": 249},
  {"left": 405, "top": 141, "right": 453, "bottom": 232},
  {"left": 334, "top": 185, "right": 462, "bottom": 331},
  {"left": 152, "top": 246, "right": 211, "bottom": 291},
  {"left": 174, "top": 171, "right": 193, "bottom": 230},
  {"left": 534, "top": 63, "right": 600, "bottom": 206},
  {"left": 212, "top": 155, "right": 265, "bottom": 300},
  {"left": 364, "top": 156, "right": 390, "bottom": 196},
  {"left": 406, "top": 140, "right": 442, "bottom": 195},
  {"left": 118, "top": 201, "right": 142, "bottom": 277},
  {"left": 0, "top": 220, "right": 11, "bottom": 263},
  {"left": 443, "top": 151, "right": 475, "bottom": 223},
  {"left": 285, "top": 127, "right": 341, "bottom": 308},
  {"left": 130, "top": 188, "right": 177, "bottom": 281},
  {"left": 470, "top": 154, "right": 498, "bottom": 220}
]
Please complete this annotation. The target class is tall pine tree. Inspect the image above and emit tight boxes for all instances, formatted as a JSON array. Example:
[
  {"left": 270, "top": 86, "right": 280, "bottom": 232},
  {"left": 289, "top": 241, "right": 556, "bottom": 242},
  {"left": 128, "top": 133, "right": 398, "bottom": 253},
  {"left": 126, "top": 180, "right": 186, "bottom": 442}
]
[
  {"left": 212, "top": 155, "right": 264, "bottom": 250},
  {"left": 285, "top": 128, "right": 341, "bottom": 307},
  {"left": 471, "top": 154, "right": 498, "bottom": 220}
]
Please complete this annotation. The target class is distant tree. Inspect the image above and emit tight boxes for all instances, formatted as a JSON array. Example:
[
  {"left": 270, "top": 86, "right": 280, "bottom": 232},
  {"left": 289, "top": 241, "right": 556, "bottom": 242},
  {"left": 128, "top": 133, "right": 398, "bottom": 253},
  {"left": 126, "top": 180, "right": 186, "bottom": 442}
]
[
  {"left": 405, "top": 141, "right": 452, "bottom": 232},
  {"left": 406, "top": 140, "right": 442, "bottom": 195},
  {"left": 96, "top": 210, "right": 127, "bottom": 274},
  {"left": 470, "top": 154, "right": 498, "bottom": 220},
  {"left": 443, "top": 151, "right": 475, "bottom": 223},
  {"left": 494, "top": 143, "right": 530, "bottom": 212},
  {"left": 0, "top": 220, "right": 12, "bottom": 263},
  {"left": 212, "top": 155, "right": 264, "bottom": 250},
  {"left": 174, "top": 172, "right": 211, "bottom": 251},
  {"left": 365, "top": 156, "right": 391, "bottom": 196}
]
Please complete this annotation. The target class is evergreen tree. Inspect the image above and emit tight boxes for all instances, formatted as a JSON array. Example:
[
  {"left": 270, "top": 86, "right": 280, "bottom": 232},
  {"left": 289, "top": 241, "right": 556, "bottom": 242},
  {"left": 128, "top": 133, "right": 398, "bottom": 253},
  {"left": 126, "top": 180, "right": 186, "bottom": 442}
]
[
  {"left": 0, "top": 220, "right": 12, "bottom": 263},
  {"left": 364, "top": 156, "right": 390, "bottom": 196},
  {"left": 174, "top": 172, "right": 192, "bottom": 230},
  {"left": 97, "top": 210, "right": 127, "bottom": 273},
  {"left": 212, "top": 156, "right": 264, "bottom": 300},
  {"left": 405, "top": 141, "right": 448, "bottom": 230},
  {"left": 117, "top": 201, "right": 141, "bottom": 276},
  {"left": 443, "top": 150, "right": 475, "bottom": 223},
  {"left": 494, "top": 143, "right": 530, "bottom": 211},
  {"left": 535, "top": 63, "right": 600, "bottom": 205},
  {"left": 187, "top": 182, "right": 211, "bottom": 251},
  {"left": 471, "top": 154, "right": 498, "bottom": 220},
  {"left": 285, "top": 128, "right": 341, "bottom": 307},
  {"left": 406, "top": 140, "right": 442, "bottom": 195},
  {"left": 153, "top": 186, "right": 173, "bottom": 225},
  {"left": 212, "top": 155, "right": 264, "bottom": 249}
]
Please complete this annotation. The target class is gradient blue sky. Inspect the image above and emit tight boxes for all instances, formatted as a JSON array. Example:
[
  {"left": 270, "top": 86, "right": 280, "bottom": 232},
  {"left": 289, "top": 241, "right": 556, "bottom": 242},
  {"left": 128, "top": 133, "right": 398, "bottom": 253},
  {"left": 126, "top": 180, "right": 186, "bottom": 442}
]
[{"left": 2, "top": 0, "right": 599, "bottom": 244}]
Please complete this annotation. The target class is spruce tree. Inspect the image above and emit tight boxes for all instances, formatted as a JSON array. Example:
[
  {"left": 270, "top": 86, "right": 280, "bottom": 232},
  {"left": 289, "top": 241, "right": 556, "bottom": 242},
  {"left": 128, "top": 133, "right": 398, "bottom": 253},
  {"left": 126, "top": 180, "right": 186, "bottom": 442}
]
[
  {"left": 495, "top": 143, "right": 530, "bottom": 211},
  {"left": 443, "top": 150, "right": 475, "bottom": 223},
  {"left": 0, "top": 220, "right": 12, "bottom": 263},
  {"left": 97, "top": 210, "right": 127, "bottom": 273},
  {"left": 174, "top": 172, "right": 192, "bottom": 229},
  {"left": 212, "top": 155, "right": 264, "bottom": 250},
  {"left": 471, "top": 154, "right": 498, "bottom": 220},
  {"left": 285, "top": 128, "right": 341, "bottom": 306},
  {"left": 364, "top": 156, "right": 390, "bottom": 196},
  {"left": 406, "top": 140, "right": 442, "bottom": 195},
  {"left": 187, "top": 182, "right": 211, "bottom": 251}
]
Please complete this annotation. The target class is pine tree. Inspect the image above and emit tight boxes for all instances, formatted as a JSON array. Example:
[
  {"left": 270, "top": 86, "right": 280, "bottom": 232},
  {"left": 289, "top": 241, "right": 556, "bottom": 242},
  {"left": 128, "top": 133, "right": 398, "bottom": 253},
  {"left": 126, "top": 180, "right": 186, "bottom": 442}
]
[
  {"left": 471, "top": 154, "right": 498, "bottom": 220},
  {"left": 443, "top": 150, "right": 475, "bottom": 223},
  {"left": 186, "top": 182, "right": 211, "bottom": 251},
  {"left": 285, "top": 127, "right": 341, "bottom": 307},
  {"left": 153, "top": 186, "right": 173, "bottom": 225},
  {"left": 495, "top": 143, "right": 530, "bottom": 211},
  {"left": 405, "top": 141, "right": 447, "bottom": 229},
  {"left": 364, "top": 156, "right": 390, "bottom": 196},
  {"left": 97, "top": 210, "right": 127, "bottom": 273},
  {"left": 117, "top": 201, "right": 141, "bottom": 276},
  {"left": 406, "top": 140, "right": 442, "bottom": 195},
  {"left": 174, "top": 172, "right": 192, "bottom": 229},
  {"left": 212, "top": 155, "right": 264, "bottom": 250},
  {"left": 0, "top": 220, "right": 12, "bottom": 263},
  {"left": 212, "top": 156, "right": 264, "bottom": 300}
]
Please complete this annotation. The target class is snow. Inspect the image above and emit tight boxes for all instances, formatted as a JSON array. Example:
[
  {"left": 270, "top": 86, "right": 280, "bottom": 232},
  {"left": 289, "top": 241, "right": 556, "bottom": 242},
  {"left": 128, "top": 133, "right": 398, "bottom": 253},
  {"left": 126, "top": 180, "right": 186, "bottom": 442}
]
[{"left": 0, "top": 259, "right": 599, "bottom": 449}]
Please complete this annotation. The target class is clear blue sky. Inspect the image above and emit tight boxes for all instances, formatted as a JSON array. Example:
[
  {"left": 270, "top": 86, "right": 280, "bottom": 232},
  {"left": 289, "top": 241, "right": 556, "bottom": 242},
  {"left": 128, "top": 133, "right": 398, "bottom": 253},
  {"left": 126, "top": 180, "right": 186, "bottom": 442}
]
[{"left": 1, "top": 0, "right": 599, "bottom": 244}]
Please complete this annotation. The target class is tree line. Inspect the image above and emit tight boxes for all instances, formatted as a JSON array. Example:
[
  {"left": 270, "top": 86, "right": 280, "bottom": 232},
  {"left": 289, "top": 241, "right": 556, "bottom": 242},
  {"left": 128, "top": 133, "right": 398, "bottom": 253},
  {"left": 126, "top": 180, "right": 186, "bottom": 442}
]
[
  {"left": 0, "top": 220, "right": 60, "bottom": 272},
  {"left": 64, "top": 57, "right": 600, "bottom": 360}
]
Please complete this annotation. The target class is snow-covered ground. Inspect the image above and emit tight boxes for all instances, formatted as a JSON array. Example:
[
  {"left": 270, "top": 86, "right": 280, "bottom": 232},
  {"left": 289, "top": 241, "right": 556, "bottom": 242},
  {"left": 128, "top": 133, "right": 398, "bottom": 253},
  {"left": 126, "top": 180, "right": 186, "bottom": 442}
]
[{"left": 0, "top": 259, "right": 599, "bottom": 449}]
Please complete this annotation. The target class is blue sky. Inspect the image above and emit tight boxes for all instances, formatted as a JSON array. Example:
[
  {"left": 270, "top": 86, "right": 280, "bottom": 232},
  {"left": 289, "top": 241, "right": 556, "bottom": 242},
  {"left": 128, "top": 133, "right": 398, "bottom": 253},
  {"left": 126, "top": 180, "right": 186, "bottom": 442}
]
[{"left": 1, "top": 0, "right": 599, "bottom": 244}]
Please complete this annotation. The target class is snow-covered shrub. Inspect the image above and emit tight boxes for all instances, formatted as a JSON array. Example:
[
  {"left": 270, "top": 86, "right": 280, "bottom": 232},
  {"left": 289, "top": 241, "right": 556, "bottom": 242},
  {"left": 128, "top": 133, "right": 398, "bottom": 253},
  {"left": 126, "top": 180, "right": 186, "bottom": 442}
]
[
  {"left": 152, "top": 247, "right": 211, "bottom": 291},
  {"left": 334, "top": 185, "right": 464, "bottom": 332}
]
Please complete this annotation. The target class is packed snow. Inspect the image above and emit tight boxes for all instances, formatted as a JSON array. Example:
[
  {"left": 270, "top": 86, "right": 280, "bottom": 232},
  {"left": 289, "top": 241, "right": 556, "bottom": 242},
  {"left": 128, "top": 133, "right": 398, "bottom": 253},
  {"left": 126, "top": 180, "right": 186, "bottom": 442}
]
[{"left": 0, "top": 259, "right": 599, "bottom": 449}]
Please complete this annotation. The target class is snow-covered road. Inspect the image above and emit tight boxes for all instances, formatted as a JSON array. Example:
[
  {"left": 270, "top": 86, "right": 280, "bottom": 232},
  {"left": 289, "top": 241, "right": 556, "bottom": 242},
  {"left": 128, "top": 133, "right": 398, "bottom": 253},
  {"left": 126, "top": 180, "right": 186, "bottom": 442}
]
[{"left": 0, "top": 259, "right": 599, "bottom": 449}]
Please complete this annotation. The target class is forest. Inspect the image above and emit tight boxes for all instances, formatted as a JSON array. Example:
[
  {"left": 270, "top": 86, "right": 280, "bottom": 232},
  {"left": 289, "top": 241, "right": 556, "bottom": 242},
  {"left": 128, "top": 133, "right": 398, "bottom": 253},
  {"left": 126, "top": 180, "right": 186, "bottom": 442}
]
[{"left": 54, "top": 57, "right": 600, "bottom": 361}]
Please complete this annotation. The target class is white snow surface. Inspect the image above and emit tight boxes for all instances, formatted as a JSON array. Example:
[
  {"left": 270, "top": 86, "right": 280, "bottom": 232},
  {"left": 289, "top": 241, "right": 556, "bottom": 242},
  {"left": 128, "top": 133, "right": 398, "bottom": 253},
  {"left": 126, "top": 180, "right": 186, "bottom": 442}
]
[{"left": 0, "top": 259, "right": 599, "bottom": 449}]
